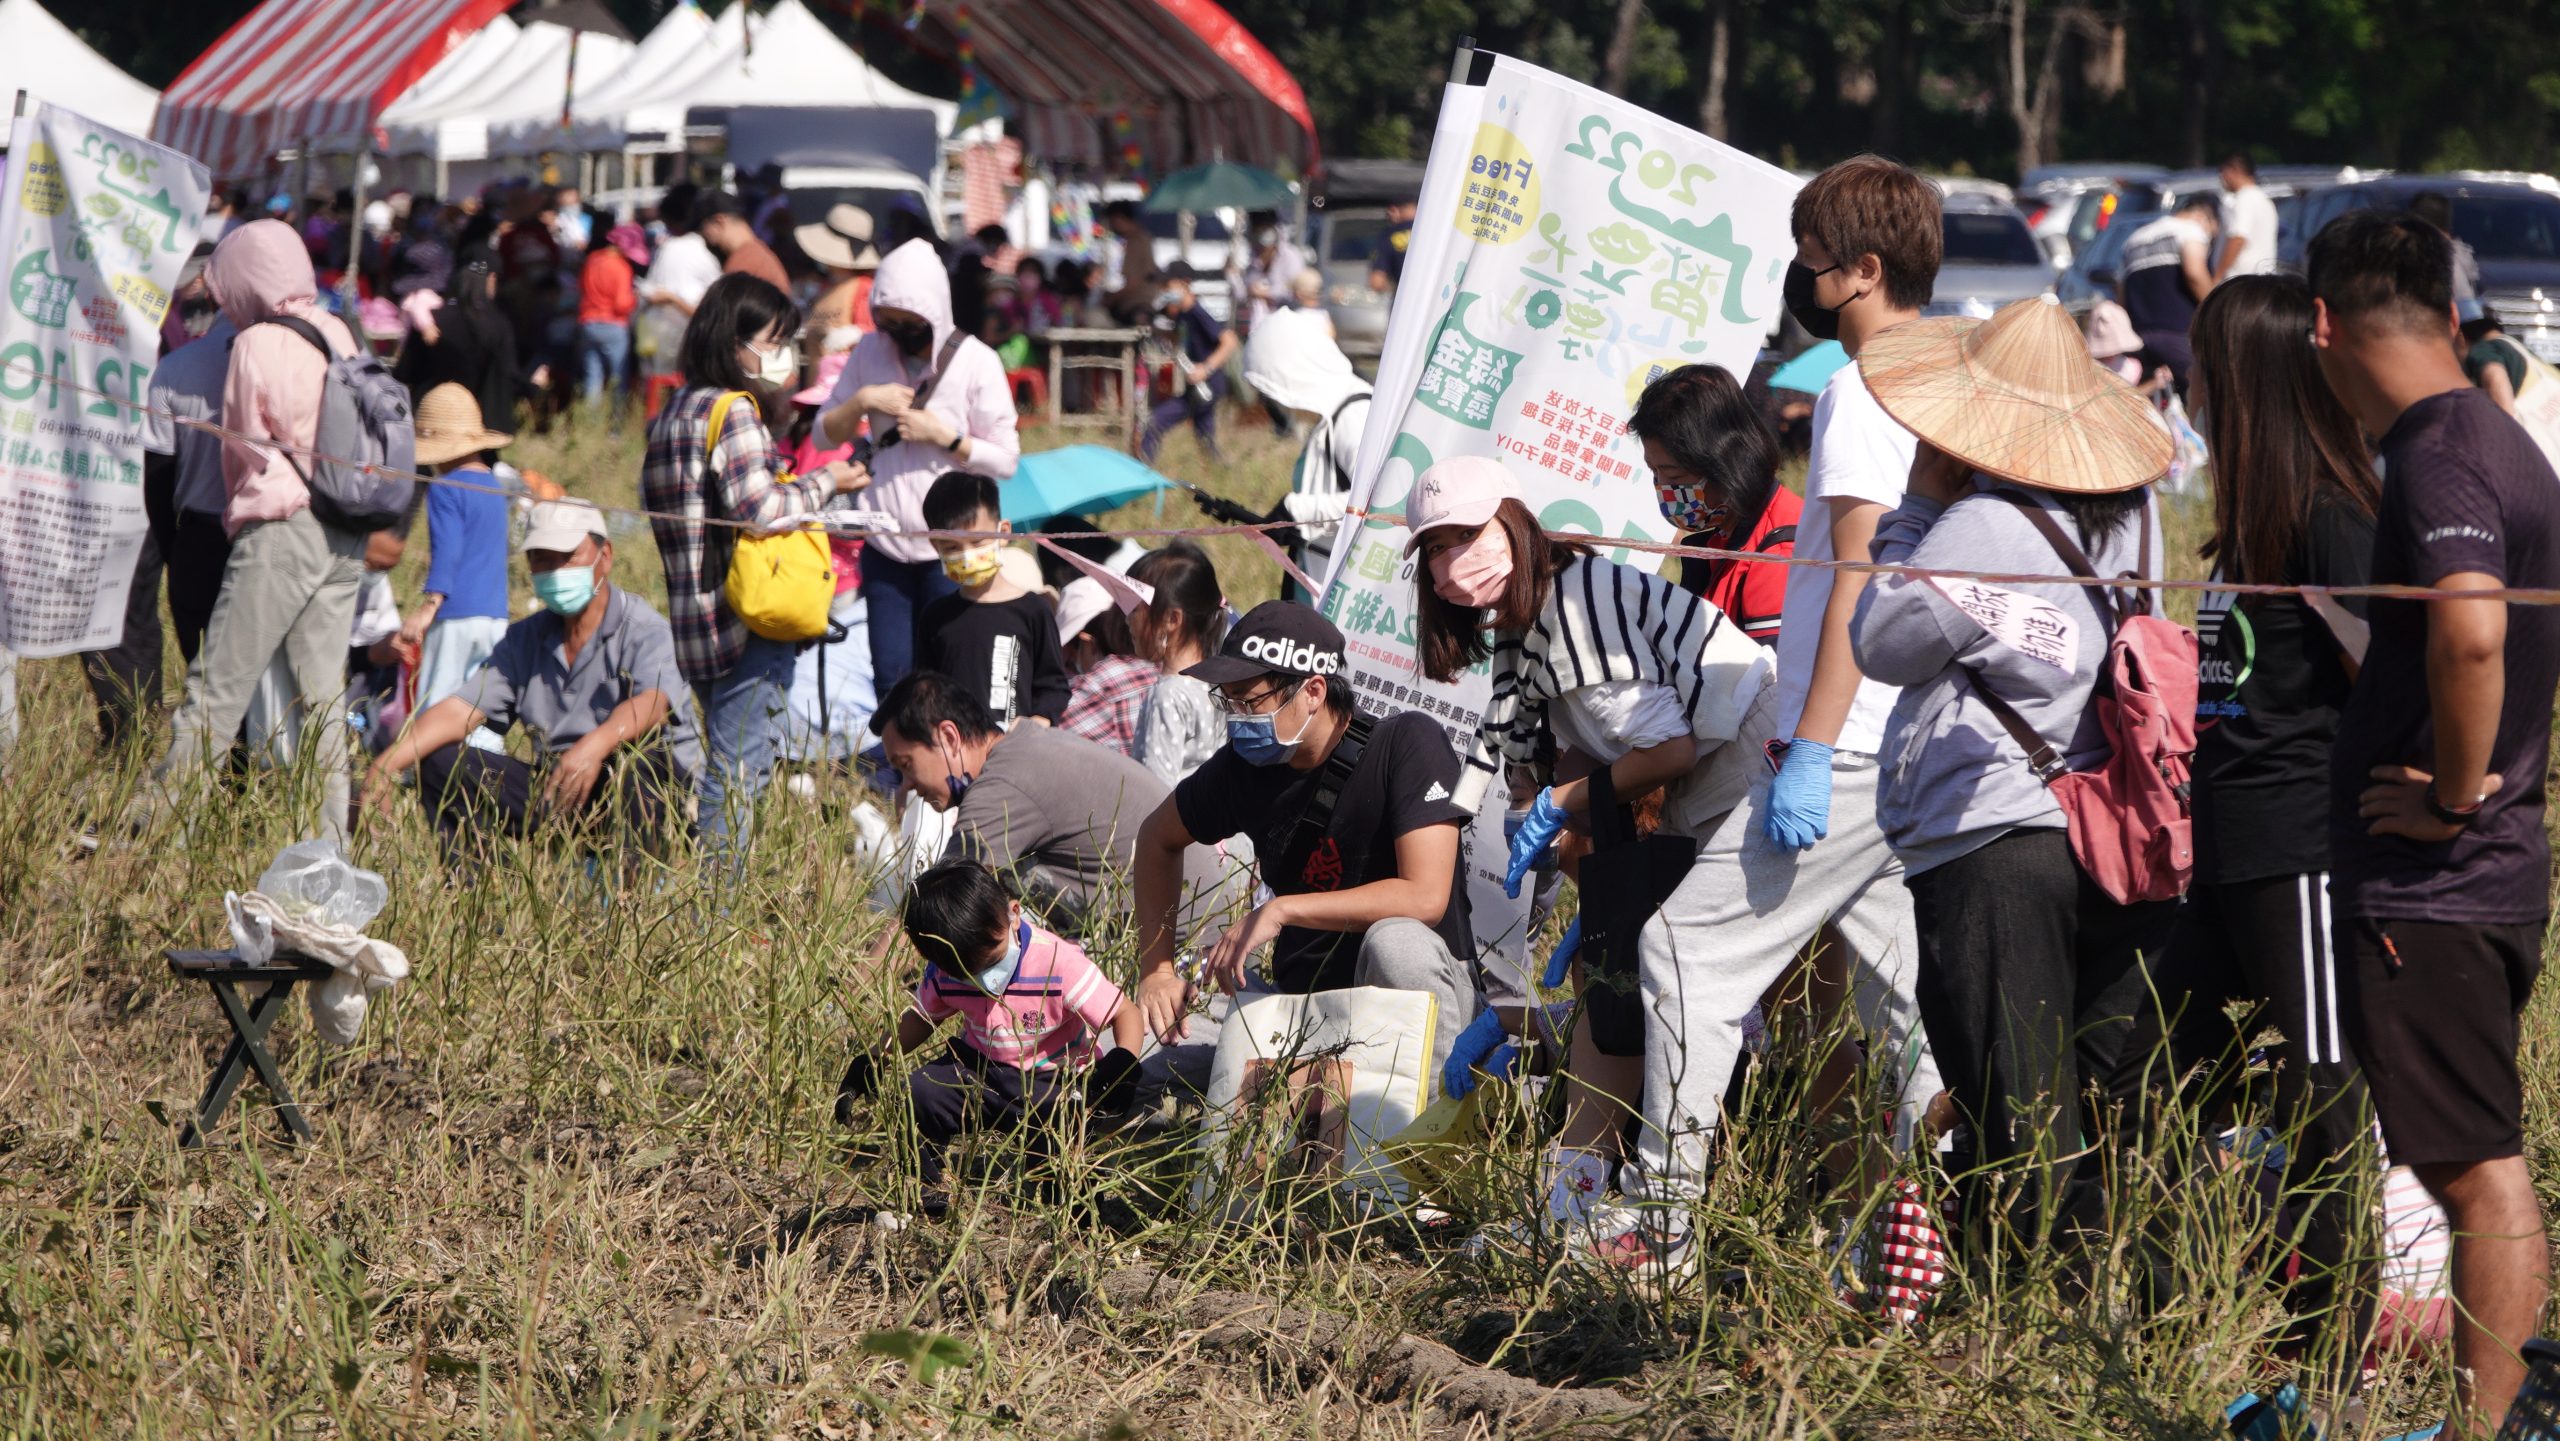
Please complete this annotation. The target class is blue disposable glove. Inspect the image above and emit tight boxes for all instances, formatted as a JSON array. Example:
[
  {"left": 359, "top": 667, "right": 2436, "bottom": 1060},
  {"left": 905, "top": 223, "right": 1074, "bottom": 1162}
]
[
  {"left": 1442, "top": 1009, "right": 1518, "bottom": 1099},
  {"left": 1541, "top": 917, "right": 1584, "bottom": 990},
  {"left": 1504, "top": 787, "right": 1567, "bottom": 898},
  {"left": 1763, "top": 738, "right": 1836, "bottom": 851}
]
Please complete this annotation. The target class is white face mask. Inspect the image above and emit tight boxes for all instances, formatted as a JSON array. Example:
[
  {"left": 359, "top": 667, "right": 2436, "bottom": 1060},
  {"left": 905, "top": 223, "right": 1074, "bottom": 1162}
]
[{"left": 750, "top": 340, "right": 797, "bottom": 386}]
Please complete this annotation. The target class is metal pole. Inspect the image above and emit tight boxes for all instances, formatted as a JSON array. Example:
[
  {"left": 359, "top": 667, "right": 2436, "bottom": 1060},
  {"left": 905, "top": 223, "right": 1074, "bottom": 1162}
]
[
  {"left": 343, "top": 145, "right": 369, "bottom": 310},
  {"left": 1449, "top": 35, "right": 1479, "bottom": 85}
]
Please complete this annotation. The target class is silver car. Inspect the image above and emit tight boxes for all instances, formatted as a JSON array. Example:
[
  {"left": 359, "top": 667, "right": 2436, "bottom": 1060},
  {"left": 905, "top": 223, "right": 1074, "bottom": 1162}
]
[{"left": 1928, "top": 196, "right": 2058, "bottom": 319}]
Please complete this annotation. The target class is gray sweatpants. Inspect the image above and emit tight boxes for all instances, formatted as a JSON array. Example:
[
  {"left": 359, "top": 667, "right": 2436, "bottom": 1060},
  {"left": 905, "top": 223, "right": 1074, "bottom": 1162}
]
[
  {"left": 147, "top": 507, "right": 365, "bottom": 847},
  {"left": 1625, "top": 753, "right": 1942, "bottom": 1210}
]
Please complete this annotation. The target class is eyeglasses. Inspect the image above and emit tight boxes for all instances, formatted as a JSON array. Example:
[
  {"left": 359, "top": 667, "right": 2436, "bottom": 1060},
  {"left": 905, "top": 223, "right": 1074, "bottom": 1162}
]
[{"left": 1210, "top": 679, "right": 1300, "bottom": 717}]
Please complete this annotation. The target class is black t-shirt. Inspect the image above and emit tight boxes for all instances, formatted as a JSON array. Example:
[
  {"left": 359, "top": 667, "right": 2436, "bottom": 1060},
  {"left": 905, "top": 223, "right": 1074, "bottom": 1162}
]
[
  {"left": 1173, "top": 709, "right": 1473, "bottom": 993},
  {"left": 918, "top": 592, "right": 1071, "bottom": 726},
  {"left": 1166, "top": 301, "right": 1224, "bottom": 366},
  {"left": 2193, "top": 495, "right": 2375, "bottom": 883},
  {"left": 2331, "top": 386, "right": 2560, "bottom": 922}
]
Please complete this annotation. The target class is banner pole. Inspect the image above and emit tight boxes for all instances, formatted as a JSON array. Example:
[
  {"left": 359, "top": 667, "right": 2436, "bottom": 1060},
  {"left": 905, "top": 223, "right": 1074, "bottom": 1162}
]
[
  {"left": 1448, "top": 36, "right": 1475, "bottom": 86},
  {"left": 343, "top": 144, "right": 369, "bottom": 310},
  {"left": 12, "top": 91, "right": 24, "bottom": 119}
]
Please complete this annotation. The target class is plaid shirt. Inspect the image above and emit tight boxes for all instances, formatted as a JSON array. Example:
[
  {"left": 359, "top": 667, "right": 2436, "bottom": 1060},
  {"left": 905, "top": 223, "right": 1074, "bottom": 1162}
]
[
  {"left": 1059, "top": 655, "right": 1160, "bottom": 757},
  {"left": 640, "top": 386, "right": 833, "bottom": 685}
]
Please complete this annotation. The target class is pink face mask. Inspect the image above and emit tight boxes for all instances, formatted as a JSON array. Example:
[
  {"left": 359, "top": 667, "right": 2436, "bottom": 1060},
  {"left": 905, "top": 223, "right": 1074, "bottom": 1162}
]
[{"left": 1429, "top": 525, "right": 1515, "bottom": 608}]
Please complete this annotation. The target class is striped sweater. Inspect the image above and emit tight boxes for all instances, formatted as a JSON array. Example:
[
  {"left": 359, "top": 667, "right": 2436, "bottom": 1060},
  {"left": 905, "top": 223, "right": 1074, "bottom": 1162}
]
[{"left": 1461, "top": 553, "right": 1778, "bottom": 814}]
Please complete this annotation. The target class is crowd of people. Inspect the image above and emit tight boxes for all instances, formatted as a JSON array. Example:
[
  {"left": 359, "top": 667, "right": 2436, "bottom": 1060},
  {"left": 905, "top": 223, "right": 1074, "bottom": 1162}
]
[{"left": 6, "top": 147, "right": 2557, "bottom": 1441}]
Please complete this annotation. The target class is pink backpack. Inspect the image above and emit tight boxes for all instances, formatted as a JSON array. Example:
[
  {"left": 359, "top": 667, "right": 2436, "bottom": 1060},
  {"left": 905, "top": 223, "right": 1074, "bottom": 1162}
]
[{"left": 1966, "top": 496, "right": 2198, "bottom": 905}]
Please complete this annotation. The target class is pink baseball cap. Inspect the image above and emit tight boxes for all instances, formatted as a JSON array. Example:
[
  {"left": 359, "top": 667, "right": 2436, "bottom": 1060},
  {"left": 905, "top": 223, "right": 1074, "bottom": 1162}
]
[
  {"left": 1401, "top": 454, "right": 1521, "bottom": 554},
  {"left": 793, "top": 351, "right": 850, "bottom": 406}
]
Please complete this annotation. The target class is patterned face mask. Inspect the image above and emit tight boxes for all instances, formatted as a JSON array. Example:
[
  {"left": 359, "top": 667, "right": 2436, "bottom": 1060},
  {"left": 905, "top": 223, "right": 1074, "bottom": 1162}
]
[{"left": 1655, "top": 481, "right": 1733, "bottom": 537}]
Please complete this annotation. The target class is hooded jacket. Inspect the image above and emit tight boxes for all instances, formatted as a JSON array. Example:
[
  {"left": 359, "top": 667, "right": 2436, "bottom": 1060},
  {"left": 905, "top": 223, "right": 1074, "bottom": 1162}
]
[
  {"left": 211, "top": 219, "right": 359, "bottom": 536},
  {"left": 1242, "top": 306, "right": 1371, "bottom": 540},
  {"left": 818, "top": 238, "right": 1019, "bottom": 564}
]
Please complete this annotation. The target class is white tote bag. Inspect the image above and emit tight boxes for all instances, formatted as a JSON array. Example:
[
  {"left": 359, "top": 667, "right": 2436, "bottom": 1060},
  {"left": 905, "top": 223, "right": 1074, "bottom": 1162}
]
[{"left": 1190, "top": 985, "right": 1438, "bottom": 1214}]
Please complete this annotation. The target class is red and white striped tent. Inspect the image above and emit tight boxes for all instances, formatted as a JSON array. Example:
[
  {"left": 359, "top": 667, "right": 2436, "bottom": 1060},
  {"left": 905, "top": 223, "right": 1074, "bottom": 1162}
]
[
  {"left": 152, "top": 0, "right": 517, "bottom": 179},
  {"left": 908, "top": 0, "right": 1318, "bottom": 176}
]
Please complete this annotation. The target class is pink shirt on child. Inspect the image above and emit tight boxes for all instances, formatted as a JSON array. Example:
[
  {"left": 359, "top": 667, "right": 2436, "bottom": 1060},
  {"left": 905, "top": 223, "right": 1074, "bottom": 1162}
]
[{"left": 912, "top": 927, "right": 1124, "bottom": 1070}]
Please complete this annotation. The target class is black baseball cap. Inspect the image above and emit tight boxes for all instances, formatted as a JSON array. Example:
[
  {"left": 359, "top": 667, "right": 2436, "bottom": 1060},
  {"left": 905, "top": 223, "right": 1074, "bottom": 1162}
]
[
  {"left": 1163, "top": 259, "right": 1198, "bottom": 284},
  {"left": 1184, "top": 600, "right": 1346, "bottom": 686}
]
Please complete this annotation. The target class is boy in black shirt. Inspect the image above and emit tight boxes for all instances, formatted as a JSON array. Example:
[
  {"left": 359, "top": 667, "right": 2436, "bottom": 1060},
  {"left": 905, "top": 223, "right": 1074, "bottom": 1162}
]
[
  {"left": 916, "top": 471, "right": 1069, "bottom": 727},
  {"left": 2311, "top": 209, "right": 2560, "bottom": 1439},
  {"left": 1130, "top": 602, "right": 1509, "bottom": 1088},
  {"left": 1138, "top": 262, "right": 1238, "bottom": 463}
]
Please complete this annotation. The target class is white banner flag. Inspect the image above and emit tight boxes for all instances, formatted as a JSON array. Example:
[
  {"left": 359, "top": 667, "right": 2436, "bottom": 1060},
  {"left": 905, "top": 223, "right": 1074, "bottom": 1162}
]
[
  {"left": 1316, "top": 52, "right": 1801, "bottom": 978},
  {"left": 0, "top": 103, "right": 209, "bottom": 657}
]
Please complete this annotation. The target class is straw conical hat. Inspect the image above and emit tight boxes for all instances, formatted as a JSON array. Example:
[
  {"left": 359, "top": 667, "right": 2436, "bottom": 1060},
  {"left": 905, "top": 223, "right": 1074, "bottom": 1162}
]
[
  {"left": 1858, "top": 296, "right": 2173, "bottom": 494},
  {"left": 413, "top": 382, "right": 514, "bottom": 466}
]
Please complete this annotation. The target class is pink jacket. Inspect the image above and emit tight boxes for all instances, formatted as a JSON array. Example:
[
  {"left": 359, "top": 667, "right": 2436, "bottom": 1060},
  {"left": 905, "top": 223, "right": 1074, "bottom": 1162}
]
[
  {"left": 818, "top": 239, "right": 1019, "bottom": 564},
  {"left": 209, "top": 220, "right": 359, "bottom": 537}
]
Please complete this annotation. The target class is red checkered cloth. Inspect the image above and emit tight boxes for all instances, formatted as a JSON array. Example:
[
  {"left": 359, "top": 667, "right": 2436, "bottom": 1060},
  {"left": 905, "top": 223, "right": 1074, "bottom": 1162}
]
[
  {"left": 1874, "top": 1178, "right": 1950, "bottom": 1325},
  {"left": 962, "top": 138, "right": 1024, "bottom": 235},
  {"left": 1060, "top": 655, "right": 1160, "bottom": 757}
]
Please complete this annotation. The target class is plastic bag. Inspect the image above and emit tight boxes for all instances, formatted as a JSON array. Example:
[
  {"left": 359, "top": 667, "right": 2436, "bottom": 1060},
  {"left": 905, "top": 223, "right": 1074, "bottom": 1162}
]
[{"left": 258, "top": 839, "right": 388, "bottom": 932}]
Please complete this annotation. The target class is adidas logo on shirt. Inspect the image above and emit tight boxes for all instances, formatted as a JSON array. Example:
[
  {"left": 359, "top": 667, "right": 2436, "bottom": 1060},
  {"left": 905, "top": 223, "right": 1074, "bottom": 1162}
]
[{"left": 1424, "top": 781, "right": 1450, "bottom": 802}]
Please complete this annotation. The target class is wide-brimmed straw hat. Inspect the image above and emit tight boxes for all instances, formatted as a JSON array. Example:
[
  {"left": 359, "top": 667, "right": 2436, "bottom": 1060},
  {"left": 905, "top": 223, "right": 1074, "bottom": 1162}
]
[
  {"left": 795, "top": 204, "right": 880, "bottom": 272},
  {"left": 1859, "top": 296, "right": 2172, "bottom": 494},
  {"left": 413, "top": 382, "right": 513, "bottom": 466}
]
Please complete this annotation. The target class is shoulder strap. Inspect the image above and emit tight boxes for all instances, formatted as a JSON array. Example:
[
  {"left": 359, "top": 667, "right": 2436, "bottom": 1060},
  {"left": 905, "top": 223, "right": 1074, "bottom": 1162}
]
[
  {"left": 703, "top": 390, "right": 755, "bottom": 455},
  {"left": 910, "top": 329, "right": 971, "bottom": 409},
  {"left": 257, "top": 313, "right": 342, "bottom": 361},
  {"left": 1755, "top": 524, "right": 1797, "bottom": 552},
  {"left": 1984, "top": 488, "right": 2145, "bottom": 627},
  {"left": 1964, "top": 671, "right": 2068, "bottom": 784},
  {"left": 1322, "top": 394, "right": 1365, "bottom": 491},
  {"left": 1285, "top": 710, "right": 1375, "bottom": 860}
]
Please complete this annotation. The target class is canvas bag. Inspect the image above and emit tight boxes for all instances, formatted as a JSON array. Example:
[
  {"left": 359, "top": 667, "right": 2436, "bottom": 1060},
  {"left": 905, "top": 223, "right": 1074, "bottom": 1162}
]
[
  {"left": 1965, "top": 496, "right": 2198, "bottom": 905},
  {"left": 1191, "top": 986, "right": 1437, "bottom": 1216},
  {"left": 2497, "top": 336, "right": 2560, "bottom": 482},
  {"left": 706, "top": 391, "right": 835, "bottom": 643},
  {"left": 257, "top": 314, "right": 418, "bottom": 532}
]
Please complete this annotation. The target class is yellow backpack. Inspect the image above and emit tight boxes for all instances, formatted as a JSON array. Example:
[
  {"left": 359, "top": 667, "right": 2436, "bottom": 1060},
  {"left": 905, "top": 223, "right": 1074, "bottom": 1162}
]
[{"left": 705, "top": 391, "right": 835, "bottom": 643}]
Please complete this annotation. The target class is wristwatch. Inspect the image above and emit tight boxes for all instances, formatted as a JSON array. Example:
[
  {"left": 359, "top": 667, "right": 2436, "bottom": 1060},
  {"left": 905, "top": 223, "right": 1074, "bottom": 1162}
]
[
  {"left": 2425, "top": 781, "right": 2488, "bottom": 827},
  {"left": 945, "top": 433, "right": 964, "bottom": 454}
]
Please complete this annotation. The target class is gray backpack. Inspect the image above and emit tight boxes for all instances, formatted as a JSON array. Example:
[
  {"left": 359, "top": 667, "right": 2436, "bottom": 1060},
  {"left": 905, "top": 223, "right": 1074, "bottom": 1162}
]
[{"left": 256, "top": 314, "right": 418, "bottom": 532}]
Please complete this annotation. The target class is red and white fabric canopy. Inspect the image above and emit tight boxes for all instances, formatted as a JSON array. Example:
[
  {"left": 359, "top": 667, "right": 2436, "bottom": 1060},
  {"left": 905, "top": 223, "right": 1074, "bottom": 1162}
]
[
  {"left": 920, "top": 0, "right": 1318, "bottom": 175},
  {"left": 153, "top": 0, "right": 517, "bottom": 178}
]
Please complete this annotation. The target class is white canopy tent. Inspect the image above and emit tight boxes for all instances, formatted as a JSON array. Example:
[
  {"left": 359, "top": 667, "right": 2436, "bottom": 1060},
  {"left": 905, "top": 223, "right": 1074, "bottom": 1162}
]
[
  {"left": 377, "top": 21, "right": 634, "bottom": 174},
  {"left": 498, "top": 0, "right": 956, "bottom": 158},
  {"left": 374, "top": 13, "right": 521, "bottom": 125},
  {"left": 0, "top": 0, "right": 161, "bottom": 138}
]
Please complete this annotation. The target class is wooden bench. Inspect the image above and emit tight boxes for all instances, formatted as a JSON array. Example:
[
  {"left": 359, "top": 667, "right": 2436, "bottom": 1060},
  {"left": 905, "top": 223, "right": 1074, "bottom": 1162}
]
[{"left": 166, "top": 949, "right": 338, "bottom": 1147}]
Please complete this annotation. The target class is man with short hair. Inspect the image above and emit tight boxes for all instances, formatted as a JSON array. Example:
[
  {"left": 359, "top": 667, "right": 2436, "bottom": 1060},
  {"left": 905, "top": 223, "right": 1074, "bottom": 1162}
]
[
  {"left": 360, "top": 500, "right": 699, "bottom": 855},
  {"left": 1128, "top": 601, "right": 1502, "bottom": 1085},
  {"left": 1099, "top": 200, "right": 1160, "bottom": 323},
  {"left": 2119, "top": 191, "right": 2221, "bottom": 390},
  {"left": 871, "top": 669, "right": 1236, "bottom": 938},
  {"left": 2214, "top": 153, "right": 2280, "bottom": 281},
  {"left": 1368, "top": 201, "right": 1416, "bottom": 294},
  {"left": 1138, "top": 262, "right": 1239, "bottom": 463},
  {"left": 694, "top": 191, "right": 789, "bottom": 292},
  {"left": 2311, "top": 208, "right": 2560, "bottom": 1440}
]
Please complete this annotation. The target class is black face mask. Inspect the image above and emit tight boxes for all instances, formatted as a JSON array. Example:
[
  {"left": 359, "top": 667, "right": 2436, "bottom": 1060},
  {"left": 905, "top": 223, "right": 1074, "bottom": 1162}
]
[
  {"left": 1782, "top": 260, "right": 1846, "bottom": 342},
  {"left": 881, "top": 319, "right": 933, "bottom": 356}
]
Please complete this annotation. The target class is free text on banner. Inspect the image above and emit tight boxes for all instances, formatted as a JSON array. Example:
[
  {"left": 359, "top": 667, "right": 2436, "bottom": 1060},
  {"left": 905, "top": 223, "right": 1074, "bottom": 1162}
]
[
  {"left": 0, "top": 103, "right": 209, "bottom": 657},
  {"left": 1316, "top": 52, "right": 1801, "bottom": 981}
]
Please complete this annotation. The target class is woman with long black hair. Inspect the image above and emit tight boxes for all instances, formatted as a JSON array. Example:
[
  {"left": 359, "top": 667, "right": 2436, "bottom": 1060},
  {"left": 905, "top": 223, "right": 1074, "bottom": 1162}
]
[
  {"left": 394, "top": 246, "right": 537, "bottom": 430},
  {"left": 1625, "top": 363, "right": 1803, "bottom": 644},
  {"left": 642, "top": 274, "right": 870, "bottom": 869},
  {"left": 2117, "top": 273, "right": 2383, "bottom": 1373}
]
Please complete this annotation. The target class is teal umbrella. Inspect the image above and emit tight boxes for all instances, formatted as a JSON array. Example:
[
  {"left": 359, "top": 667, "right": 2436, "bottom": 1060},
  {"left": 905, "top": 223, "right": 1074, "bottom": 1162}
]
[
  {"left": 1002, "top": 446, "right": 1172, "bottom": 525},
  {"left": 1768, "top": 341, "right": 1850, "bottom": 395},
  {"left": 1144, "top": 161, "right": 1295, "bottom": 214}
]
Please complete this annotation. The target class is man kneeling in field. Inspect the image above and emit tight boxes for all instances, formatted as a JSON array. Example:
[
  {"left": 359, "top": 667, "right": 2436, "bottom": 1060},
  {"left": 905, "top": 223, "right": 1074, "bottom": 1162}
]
[{"left": 361, "top": 500, "right": 699, "bottom": 858}]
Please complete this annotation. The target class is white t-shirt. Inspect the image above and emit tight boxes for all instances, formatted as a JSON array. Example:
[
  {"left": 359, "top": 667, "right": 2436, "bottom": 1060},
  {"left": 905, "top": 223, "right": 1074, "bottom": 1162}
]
[
  {"left": 642, "top": 232, "right": 723, "bottom": 309},
  {"left": 1771, "top": 362, "right": 1916, "bottom": 756},
  {"left": 2222, "top": 184, "right": 2280, "bottom": 277}
]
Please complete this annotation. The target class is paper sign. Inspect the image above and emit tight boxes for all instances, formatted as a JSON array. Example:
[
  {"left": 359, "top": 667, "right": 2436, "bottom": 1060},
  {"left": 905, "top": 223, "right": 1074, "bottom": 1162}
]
[
  {"left": 0, "top": 104, "right": 208, "bottom": 656},
  {"left": 1315, "top": 51, "right": 1802, "bottom": 985},
  {"left": 1927, "top": 577, "right": 2080, "bottom": 672}
]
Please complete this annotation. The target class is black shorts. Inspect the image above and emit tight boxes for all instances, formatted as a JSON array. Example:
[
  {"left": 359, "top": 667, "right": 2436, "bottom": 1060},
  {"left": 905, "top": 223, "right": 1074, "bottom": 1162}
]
[{"left": 2337, "top": 914, "right": 2547, "bottom": 1167}]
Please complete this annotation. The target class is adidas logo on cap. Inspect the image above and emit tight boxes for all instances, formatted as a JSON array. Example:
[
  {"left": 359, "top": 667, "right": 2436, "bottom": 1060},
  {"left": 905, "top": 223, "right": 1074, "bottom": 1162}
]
[{"left": 1238, "top": 633, "right": 1341, "bottom": 674}]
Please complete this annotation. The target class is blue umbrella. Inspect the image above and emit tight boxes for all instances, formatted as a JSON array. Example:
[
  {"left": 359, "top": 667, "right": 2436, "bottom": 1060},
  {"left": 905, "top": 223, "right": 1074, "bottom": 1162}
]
[
  {"left": 1001, "top": 446, "right": 1173, "bottom": 526},
  {"left": 1768, "top": 340, "right": 1851, "bottom": 395}
]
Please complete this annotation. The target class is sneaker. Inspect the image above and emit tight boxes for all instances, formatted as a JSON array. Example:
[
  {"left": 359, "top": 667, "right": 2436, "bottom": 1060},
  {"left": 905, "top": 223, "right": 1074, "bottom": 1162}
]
[{"left": 1568, "top": 1204, "right": 1699, "bottom": 1286}]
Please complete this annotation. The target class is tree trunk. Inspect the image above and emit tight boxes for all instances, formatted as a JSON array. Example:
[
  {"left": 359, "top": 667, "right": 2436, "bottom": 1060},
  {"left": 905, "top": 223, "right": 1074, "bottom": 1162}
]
[
  {"left": 1699, "top": 0, "right": 1731, "bottom": 139},
  {"left": 2179, "top": 0, "right": 2211, "bottom": 167},
  {"left": 1600, "top": 0, "right": 1647, "bottom": 97},
  {"left": 1869, "top": 0, "right": 1915, "bottom": 153},
  {"left": 2004, "top": 0, "right": 2075, "bottom": 177}
]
